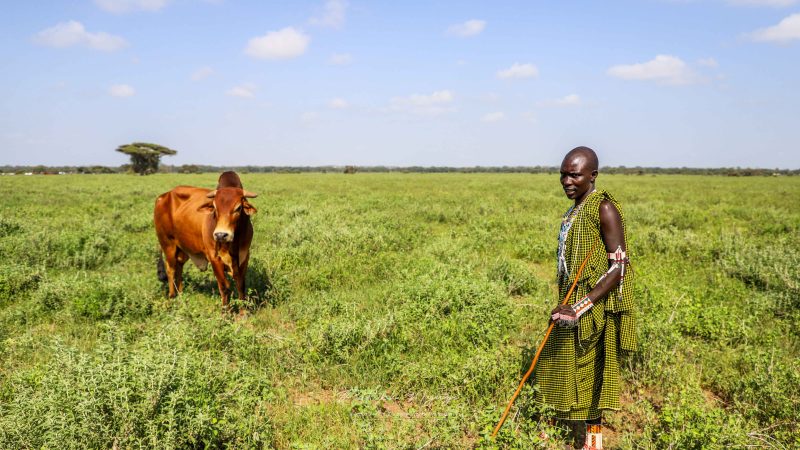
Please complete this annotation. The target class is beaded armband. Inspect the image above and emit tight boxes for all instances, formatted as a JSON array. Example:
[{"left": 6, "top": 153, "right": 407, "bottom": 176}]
[
  {"left": 554, "top": 295, "right": 593, "bottom": 327},
  {"left": 595, "top": 245, "right": 629, "bottom": 294},
  {"left": 570, "top": 295, "right": 594, "bottom": 319}
]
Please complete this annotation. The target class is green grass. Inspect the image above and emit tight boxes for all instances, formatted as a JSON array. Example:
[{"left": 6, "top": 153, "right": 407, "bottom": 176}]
[{"left": 0, "top": 173, "right": 797, "bottom": 449}]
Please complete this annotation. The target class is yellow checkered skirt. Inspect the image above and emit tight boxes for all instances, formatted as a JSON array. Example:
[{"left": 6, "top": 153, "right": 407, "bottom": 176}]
[{"left": 534, "top": 190, "right": 636, "bottom": 420}]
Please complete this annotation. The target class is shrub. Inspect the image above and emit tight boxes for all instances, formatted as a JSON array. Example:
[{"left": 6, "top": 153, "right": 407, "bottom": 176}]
[
  {"left": 654, "top": 392, "right": 749, "bottom": 449},
  {"left": 0, "top": 218, "right": 22, "bottom": 238},
  {"left": 0, "top": 263, "right": 42, "bottom": 306},
  {"left": 0, "top": 322, "right": 275, "bottom": 449},
  {"left": 488, "top": 257, "right": 544, "bottom": 296},
  {"left": 69, "top": 275, "right": 153, "bottom": 320}
]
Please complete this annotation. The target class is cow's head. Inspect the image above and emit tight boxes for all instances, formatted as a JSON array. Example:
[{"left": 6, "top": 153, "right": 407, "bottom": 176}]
[{"left": 201, "top": 187, "right": 257, "bottom": 243}]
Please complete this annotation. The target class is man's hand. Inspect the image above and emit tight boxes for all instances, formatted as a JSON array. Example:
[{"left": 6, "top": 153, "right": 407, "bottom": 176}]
[
  {"left": 551, "top": 296, "right": 594, "bottom": 327},
  {"left": 551, "top": 304, "right": 577, "bottom": 327}
]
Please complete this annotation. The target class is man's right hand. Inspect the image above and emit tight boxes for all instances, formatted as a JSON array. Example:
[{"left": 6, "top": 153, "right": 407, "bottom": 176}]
[{"left": 551, "top": 304, "right": 577, "bottom": 326}]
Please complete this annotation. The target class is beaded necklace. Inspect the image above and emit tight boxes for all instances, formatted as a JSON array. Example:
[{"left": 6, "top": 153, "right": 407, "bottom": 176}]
[{"left": 557, "top": 189, "right": 595, "bottom": 280}]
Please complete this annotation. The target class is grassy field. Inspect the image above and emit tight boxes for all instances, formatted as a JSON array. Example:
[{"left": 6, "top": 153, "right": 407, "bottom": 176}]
[{"left": 0, "top": 172, "right": 798, "bottom": 449}]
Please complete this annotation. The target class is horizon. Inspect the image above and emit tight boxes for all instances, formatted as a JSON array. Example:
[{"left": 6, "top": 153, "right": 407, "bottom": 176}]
[
  {"left": 2, "top": 1, "right": 800, "bottom": 169},
  {"left": 2, "top": 163, "right": 796, "bottom": 172}
]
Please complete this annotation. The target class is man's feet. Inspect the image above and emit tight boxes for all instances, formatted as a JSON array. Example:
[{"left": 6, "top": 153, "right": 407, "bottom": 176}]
[{"left": 584, "top": 423, "right": 603, "bottom": 449}]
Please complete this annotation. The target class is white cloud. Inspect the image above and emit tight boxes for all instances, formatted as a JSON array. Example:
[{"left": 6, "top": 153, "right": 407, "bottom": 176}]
[
  {"left": 557, "top": 94, "right": 581, "bottom": 106},
  {"left": 446, "top": 19, "right": 486, "bottom": 37},
  {"left": 482, "top": 92, "right": 500, "bottom": 102},
  {"left": 33, "top": 21, "right": 127, "bottom": 52},
  {"left": 329, "top": 52, "right": 353, "bottom": 65},
  {"left": 94, "top": 0, "right": 170, "bottom": 13},
  {"left": 727, "top": 0, "right": 798, "bottom": 6},
  {"left": 329, "top": 98, "right": 349, "bottom": 109},
  {"left": 227, "top": 83, "right": 256, "bottom": 98},
  {"left": 697, "top": 57, "right": 719, "bottom": 67},
  {"left": 522, "top": 111, "right": 538, "bottom": 123},
  {"left": 245, "top": 27, "right": 310, "bottom": 60},
  {"left": 309, "top": 0, "right": 348, "bottom": 29},
  {"left": 390, "top": 90, "right": 455, "bottom": 115},
  {"left": 109, "top": 84, "right": 135, "bottom": 97},
  {"left": 539, "top": 94, "right": 582, "bottom": 107},
  {"left": 301, "top": 111, "right": 319, "bottom": 123},
  {"left": 496, "top": 63, "right": 539, "bottom": 79},
  {"left": 481, "top": 111, "right": 505, "bottom": 122},
  {"left": 607, "top": 55, "right": 699, "bottom": 85},
  {"left": 191, "top": 66, "right": 214, "bottom": 81},
  {"left": 746, "top": 13, "right": 800, "bottom": 43}
]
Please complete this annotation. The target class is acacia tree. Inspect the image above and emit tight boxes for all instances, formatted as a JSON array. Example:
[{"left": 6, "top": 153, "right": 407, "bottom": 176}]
[{"left": 116, "top": 142, "right": 177, "bottom": 175}]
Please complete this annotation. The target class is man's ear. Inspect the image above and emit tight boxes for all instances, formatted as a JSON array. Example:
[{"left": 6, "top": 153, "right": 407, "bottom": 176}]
[
  {"left": 198, "top": 201, "right": 214, "bottom": 213},
  {"left": 242, "top": 199, "right": 257, "bottom": 215}
]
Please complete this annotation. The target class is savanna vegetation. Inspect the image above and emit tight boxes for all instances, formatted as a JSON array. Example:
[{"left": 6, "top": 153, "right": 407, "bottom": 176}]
[{"left": 0, "top": 173, "right": 797, "bottom": 449}]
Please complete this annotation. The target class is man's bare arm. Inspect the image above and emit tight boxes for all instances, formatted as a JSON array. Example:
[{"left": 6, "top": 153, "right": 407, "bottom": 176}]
[{"left": 551, "top": 200, "right": 627, "bottom": 325}]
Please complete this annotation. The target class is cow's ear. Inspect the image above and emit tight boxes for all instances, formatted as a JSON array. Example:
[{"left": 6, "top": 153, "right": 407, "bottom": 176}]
[
  {"left": 242, "top": 199, "right": 257, "bottom": 216},
  {"left": 198, "top": 201, "right": 214, "bottom": 213}
]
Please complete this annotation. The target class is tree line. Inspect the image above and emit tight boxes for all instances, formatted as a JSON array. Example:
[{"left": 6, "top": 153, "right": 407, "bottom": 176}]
[
  {"left": 4, "top": 142, "right": 796, "bottom": 176},
  {"left": 3, "top": 164, "right": 797, "bottom": 176}
]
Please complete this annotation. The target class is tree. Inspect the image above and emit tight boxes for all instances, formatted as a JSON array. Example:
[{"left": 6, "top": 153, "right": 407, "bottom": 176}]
[
  {"left": 115, "top": 142, "right": 177, "bottom": 175},
  {"left": 179, "top": 164, "right": 202, "bottom": 174}
]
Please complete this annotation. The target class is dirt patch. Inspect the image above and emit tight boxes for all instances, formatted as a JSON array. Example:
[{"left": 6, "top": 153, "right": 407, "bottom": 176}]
[
  {"left": 603, "top": 386, "right": 660, "bottom": 447},
  {"left": 291, "top": 388, "right": 348, "bottom": 407},
  {"left": 380, "top": 400, "right": 409, "bottom": 416},
  {"left": 702, "top": 388, "right": 726, "bottom": 407}
]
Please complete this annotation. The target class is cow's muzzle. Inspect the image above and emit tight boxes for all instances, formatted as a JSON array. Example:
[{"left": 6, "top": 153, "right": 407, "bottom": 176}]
[{"left": 214, "top": 231, "right": 233, "bottom": 242}]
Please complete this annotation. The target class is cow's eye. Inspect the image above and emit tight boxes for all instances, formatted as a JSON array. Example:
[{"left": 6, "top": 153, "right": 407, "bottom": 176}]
[{"left": 235, "top": 205, "right": 242, "bottom": 212}]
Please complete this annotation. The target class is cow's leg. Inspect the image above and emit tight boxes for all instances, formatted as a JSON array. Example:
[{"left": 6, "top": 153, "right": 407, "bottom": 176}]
[
  {"left": 210, "top": 258, "right": 231, "bottom": 309},
  {"left": 174, "top": 250, "right": 188, "bottom": 294},
  {"left": 236, "top": 256, "right": 249, "bottom": 302},
  {"left": 163, "top": 247, "right": 179, "bottom": 298},
  {"left": 228, "top": 255, "right": 243, "bottom": 300},
  {"left": 236, "top": 236, "right": 251, "bottom": 303}
]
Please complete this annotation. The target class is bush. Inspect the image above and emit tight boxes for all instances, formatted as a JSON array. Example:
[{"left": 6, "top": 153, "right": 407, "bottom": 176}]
[
  {"left": 654, "top": 392, "right": 748, "bottom": 449},
  {"left": 0, "top": 322, "right": 275, "bottom": 449},
  {"left": 0, "top": 263, "right": 42, "bottom": 306},
  {"left": 5, "top": 274, "right": 154, "bottom": 322},
  {"left": 245, "top": 257, "right": 291, "bottom": 308},
  {"left": 0, "top": 218, "right": 22, "bottom": 238},
  {"left": 70, "top": 276, "right": 153, "bottom": 320},
  {"left": 488, "top": 257, "right": 544, "bottom": 296},
  {"left": 13, "top": 227, "right": 121, "bottom": 270}
]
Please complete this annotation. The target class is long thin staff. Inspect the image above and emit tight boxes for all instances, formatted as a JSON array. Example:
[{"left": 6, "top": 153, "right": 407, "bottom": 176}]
[{"left": 491, "top": 241, "right": 599, "bottom": 438}]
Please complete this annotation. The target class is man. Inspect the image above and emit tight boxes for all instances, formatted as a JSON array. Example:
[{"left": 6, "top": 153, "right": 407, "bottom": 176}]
[{"left": 535, "top": 146, "right": 636, "bottom": 449}]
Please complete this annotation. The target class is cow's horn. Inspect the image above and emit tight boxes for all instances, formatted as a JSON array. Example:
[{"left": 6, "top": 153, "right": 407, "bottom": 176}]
[
  {"left": 206, "top": 190, "right": 217, "bottom": 198},
  {"left": 243, "top": 191, "right": 258, "bottom": 198}
]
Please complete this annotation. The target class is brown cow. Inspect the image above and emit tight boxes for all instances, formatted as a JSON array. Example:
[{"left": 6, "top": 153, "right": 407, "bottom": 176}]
[{"left": 154, "top": 172, "right": 257, "bottom": 308}]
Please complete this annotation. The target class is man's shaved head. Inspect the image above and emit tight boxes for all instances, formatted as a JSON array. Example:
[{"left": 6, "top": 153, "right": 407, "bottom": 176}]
[
  {"left": 563, "top": 146, "right": 599, "bottom": 171},
  {"left": 560, "top": 146, "right": 599, "bottom": 203}
]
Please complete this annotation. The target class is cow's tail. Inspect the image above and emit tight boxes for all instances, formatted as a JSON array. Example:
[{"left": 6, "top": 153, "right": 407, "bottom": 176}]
[{"left": 157, "top": 251, "right": 168, "bottom": 283}]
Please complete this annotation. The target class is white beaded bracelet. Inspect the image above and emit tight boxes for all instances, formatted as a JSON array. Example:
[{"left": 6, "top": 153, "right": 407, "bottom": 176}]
[{"left": 570, "top": 295, "right": 594, "bottom": 319}]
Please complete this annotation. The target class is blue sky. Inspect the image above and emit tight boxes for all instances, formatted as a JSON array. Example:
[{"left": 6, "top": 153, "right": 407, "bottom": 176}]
[{"left": 1, "top": 0, "right": 799, "bottom": 168}]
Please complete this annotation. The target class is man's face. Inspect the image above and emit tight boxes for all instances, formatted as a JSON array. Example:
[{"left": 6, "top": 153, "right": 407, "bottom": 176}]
[{"left": 560, "top": 156, "right": 597, "bottom": 201}]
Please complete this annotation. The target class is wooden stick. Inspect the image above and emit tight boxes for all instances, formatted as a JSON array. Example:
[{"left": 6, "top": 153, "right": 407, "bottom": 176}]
[{"left": 491, "top": 241, "right": 599, "bottom": 438}]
